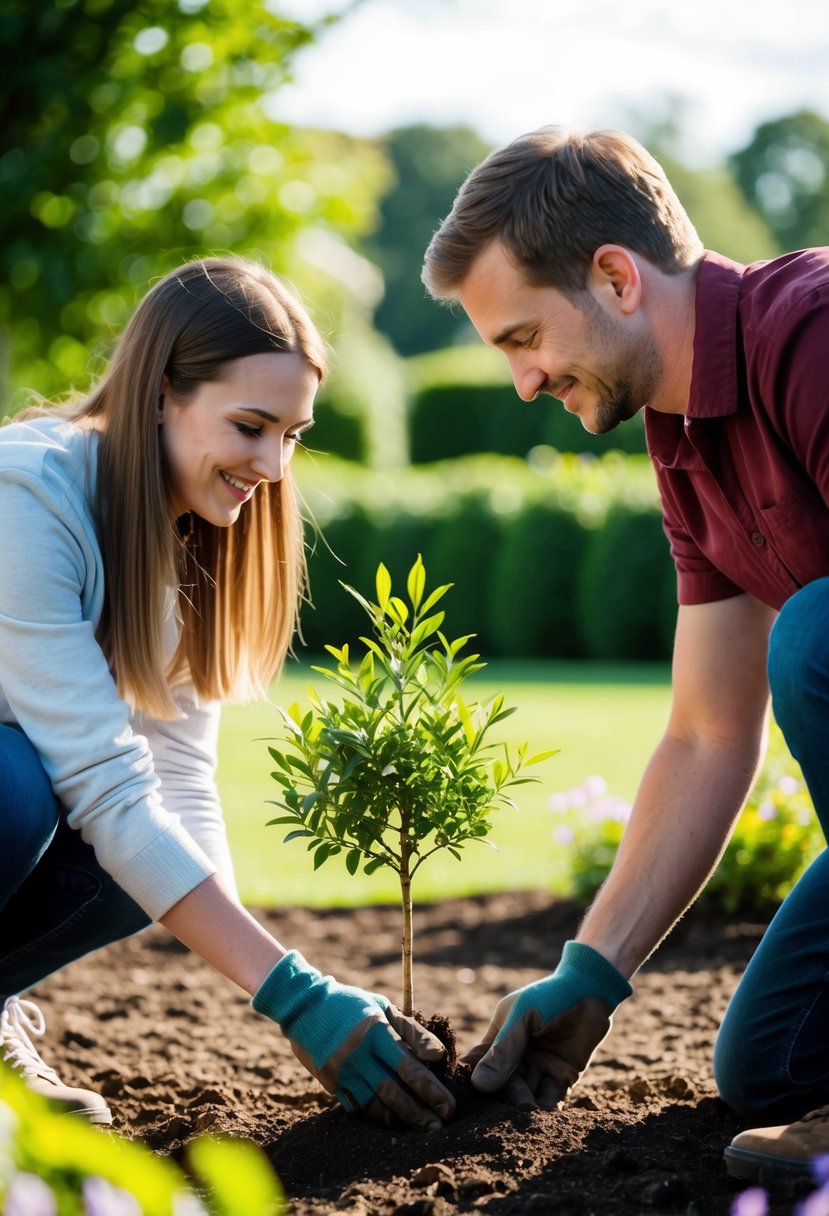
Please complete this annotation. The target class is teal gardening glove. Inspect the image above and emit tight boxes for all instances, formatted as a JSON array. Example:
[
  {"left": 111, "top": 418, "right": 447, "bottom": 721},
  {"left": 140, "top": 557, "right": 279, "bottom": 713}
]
[
  {"left": 253, "top": 950, "right": 456, "bottom": 1130},
  {"left": 466, "top": 940, "right": 633, "bottom": 1109}
]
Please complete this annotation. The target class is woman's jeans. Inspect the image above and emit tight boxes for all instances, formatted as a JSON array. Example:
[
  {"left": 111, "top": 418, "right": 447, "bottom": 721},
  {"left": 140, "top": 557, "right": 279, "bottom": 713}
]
[
  {"left": 0, "top": 725, "right": 151, "bottom": 1002},
  {"left": 714, "top": 576, "right": 829, "bottom": 1122}
]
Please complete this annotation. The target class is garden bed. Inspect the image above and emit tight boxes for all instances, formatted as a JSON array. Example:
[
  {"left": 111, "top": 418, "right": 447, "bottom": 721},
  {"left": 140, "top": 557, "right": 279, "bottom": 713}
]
[{"left": 37, "top": 891, "right": 805, "bottom": 1215}]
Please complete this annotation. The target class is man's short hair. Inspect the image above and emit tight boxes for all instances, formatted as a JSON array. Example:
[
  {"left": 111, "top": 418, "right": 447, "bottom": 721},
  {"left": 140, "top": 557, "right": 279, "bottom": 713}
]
[{"left": 422, "top": 126, "right": 703, "bottom": 300}]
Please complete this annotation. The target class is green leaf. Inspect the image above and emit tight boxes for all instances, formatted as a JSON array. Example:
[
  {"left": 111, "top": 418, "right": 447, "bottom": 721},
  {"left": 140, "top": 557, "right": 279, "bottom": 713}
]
[
  {"left": 364, "top": 856, "right": 388, "bottom": 875},
  {"left": 283, "top": 830, "right": 314, "bottom": 843},
  {"left": 346, "top": 849, "right": 362, "bottom": 875},
  {"left": 188, "top": 1136, "right": 286, "bottom": 1216},
  {"left": 409, "top": 611, "right": 445, "bottom": 650},
  {"left": 388, "top": 596, "right": 409, "bottom": 626},
  {"left": 375, "top": 562, "right": 392, "bottom": 610},
  {"left": 407, "top": 554, "right": 426, "bottom": 609},
  {"left": 526, "top": 748, "right": 560, "bottom": 765},
  {"left": 419, "top": 583, "right": 452, "bottom": 614}
]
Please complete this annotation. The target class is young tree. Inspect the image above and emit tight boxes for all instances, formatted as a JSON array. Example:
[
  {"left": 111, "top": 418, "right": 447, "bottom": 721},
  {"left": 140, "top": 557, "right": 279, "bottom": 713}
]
[{"left": 267, "top": 557, "right": 555, "bottom": 1015}]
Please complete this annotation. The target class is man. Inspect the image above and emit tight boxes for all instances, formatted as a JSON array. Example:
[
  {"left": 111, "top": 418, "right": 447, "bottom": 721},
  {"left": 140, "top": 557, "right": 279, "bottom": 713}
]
[{"left": 422, "top": 126, "right": 829, "bottom": 1183}]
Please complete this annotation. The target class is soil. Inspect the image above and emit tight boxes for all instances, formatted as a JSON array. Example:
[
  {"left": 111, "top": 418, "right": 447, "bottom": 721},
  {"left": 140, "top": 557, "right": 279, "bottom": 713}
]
[{"left": 34, "top": 891, "right": 813, "bottom": 1215}]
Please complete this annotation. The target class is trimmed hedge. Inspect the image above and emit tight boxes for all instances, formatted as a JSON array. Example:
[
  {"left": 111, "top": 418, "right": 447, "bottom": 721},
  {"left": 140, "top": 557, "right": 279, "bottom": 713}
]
[
  {"left": 296, "top": 452, "right": 675, "bottom": 663},
  {"left": 427, "top": 493, "right": 506, "bottom": 653},
  {"left": 489, "top": 501, "right": 590, "bottom": 658},
  {"left": 406, "top": 345, "right": 649, "bottom": 463},
  {"left": 576, "top": 504, "right": 676, "bottom": 660}
]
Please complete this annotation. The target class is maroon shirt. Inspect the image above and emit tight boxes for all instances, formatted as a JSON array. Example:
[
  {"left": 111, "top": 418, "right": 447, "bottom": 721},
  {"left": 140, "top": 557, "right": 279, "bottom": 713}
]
[{"left": 645, "top": 249, "right": 829, "bottom": 609}]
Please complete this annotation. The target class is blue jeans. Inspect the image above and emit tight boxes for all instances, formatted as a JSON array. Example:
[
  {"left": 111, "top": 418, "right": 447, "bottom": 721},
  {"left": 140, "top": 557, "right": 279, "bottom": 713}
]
[
  {"left": 0, "top": 725, "right": 151, "bottom": 1001},
  {"left": 714, "top": 577, "right": 829, "bottom": 1122}
]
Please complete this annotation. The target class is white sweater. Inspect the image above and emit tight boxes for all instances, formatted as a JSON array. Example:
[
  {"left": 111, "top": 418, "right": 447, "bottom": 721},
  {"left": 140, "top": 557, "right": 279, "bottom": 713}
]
[{"left": 0, "top": 415, "right": 238, "bottom": 920}]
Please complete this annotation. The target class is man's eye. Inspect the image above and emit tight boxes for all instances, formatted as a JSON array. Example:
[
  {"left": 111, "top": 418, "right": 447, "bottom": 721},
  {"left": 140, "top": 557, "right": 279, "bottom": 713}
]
[{"left": 234, "top": 422, "right": 262, "bottom": 438}]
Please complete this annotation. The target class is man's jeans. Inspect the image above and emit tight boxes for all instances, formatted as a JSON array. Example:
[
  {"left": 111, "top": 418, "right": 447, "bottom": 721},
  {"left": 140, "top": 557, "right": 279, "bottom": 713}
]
[
  {"left": 714, "top": 576, "right": 829, "bottom": 1122},
  {"left": 0, "top": 725, "right": 150, "bottom": 1001}
]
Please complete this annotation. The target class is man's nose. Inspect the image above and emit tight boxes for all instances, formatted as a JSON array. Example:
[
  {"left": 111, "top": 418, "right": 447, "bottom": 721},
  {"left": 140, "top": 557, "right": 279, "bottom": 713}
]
[{"left": 511, "top": 362, "right": 547, "bottom": 403}]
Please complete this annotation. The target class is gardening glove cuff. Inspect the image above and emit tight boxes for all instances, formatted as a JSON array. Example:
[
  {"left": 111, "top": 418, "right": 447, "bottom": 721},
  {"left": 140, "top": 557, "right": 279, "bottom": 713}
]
[
  {"left": 470, "top": 940, "right": 632, "bottom": 1106},
  {"left": 252, "top": 950, "right": 455, "bottom": 1129}
]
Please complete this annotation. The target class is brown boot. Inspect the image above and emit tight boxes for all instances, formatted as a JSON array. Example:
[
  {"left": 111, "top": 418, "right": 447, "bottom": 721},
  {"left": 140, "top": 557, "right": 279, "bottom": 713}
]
[
  {"left": 1, "top": 996, "right": 112, "bottom": 1125},
  {"left": 725, "top": 1105, "right": 829, "bottom": 1182}
]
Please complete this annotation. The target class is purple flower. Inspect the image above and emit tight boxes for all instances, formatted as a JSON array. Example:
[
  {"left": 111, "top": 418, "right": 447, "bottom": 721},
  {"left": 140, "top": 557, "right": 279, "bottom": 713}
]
[
  {"left": 797, "top": 1183, "right": 829, "bottom": 1216},
  {"left": 82, "top": 1177, "right": 142, "bottom": 1216},
  {"left": 812, "top": 1155, "right": 829, "bottom": 1187},
  {"left": 731, "top": 1187, "right": 768, "bottom": 1216},
  {"left": 757, "top": 801, "right": 776, "bottom": 821},
  {"left": 778, "top": 774, "right": 800, "bottom": 796},
  {"left": 4, "top": 1173, "right": 58, "bottom": 1216},
  {"left": 553, "top": 825, "right": 575, "bottom": 846},
  {"left": 583, "top": 775, "right": 608, "bottom": 799},
  {"left": 547, "top": 792, "right": 569, "bottom": 814}
]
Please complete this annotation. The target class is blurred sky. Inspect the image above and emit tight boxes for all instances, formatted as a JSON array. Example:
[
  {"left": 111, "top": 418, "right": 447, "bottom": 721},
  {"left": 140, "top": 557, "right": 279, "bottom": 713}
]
[{"left": 272, "top": 0, "right": 829, "bottom": 165}]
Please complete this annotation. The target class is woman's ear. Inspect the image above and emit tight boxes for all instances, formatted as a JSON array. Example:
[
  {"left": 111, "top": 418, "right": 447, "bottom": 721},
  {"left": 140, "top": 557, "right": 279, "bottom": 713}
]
[
  {"left": 157, "top": 374, "right": 171, "bottom": 423},
  {"left": 590, "top": 245, "right": 641, "bottom": 315}
]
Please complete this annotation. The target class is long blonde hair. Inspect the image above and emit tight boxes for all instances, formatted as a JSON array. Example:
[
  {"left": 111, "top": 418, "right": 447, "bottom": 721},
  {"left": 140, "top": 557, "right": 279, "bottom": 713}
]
[{"left": 30, "top": 257, "right": 327, "bottom": 718}]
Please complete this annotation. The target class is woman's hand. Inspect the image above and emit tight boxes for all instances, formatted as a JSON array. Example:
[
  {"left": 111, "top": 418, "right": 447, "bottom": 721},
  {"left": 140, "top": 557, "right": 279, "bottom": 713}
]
[{"left": 253, "top": 950, "right": 456, "bottom": 1130}]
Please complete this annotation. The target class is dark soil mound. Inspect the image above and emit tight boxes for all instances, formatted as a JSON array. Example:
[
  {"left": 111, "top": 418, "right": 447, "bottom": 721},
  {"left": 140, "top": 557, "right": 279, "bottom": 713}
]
[{"left": 35, "top": 891, "right": 808, "bottom": 1214}]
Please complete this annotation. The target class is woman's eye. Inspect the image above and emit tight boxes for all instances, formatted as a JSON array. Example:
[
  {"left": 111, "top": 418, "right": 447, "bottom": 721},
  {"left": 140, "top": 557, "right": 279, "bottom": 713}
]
[{"left": 234, "top": 421, "right": 262, "bottom": 438}]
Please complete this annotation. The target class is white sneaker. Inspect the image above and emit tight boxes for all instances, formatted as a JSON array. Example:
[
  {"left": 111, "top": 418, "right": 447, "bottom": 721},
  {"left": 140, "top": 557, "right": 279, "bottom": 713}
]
[{"left": 1, "top": 996, "right": 112, "bottom": 1125}]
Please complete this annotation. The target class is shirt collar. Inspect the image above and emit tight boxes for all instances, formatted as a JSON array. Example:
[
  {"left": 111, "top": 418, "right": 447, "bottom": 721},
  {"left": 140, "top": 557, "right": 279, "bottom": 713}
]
[{"left": 686, "top": 250, "right": 744, "bottom": 420}]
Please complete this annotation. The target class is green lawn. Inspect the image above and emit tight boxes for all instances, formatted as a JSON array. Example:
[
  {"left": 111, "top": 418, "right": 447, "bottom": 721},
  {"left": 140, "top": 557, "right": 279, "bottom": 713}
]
[{"left": 218, "top": 659, "right": 672, "bottom": 907}]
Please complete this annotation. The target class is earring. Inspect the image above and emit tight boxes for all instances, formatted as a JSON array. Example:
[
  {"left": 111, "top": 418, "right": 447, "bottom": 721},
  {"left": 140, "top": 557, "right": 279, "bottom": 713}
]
[{"left": 179, "top": 511, "right": 195, "bottom": 545}]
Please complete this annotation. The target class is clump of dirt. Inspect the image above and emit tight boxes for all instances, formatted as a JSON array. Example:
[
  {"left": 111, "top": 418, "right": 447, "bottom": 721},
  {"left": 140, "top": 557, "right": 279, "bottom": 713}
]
[{"left": 32, "top": 891, "right": 813, "bottom": 1215}]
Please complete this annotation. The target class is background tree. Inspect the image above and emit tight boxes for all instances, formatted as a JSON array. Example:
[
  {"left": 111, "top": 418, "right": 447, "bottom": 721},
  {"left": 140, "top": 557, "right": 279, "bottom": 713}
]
[
  {"left": 0, "top": 0, "right": 389, "bottom": 403},
  {"left": 730, "top": 109, "right": 829, "bottom": 252},
  {"left": 367, "top": 123, "right": 492, "bottom": 357},
  {"left": 625, "top": 95, "right": 780, "bottom": 262}
]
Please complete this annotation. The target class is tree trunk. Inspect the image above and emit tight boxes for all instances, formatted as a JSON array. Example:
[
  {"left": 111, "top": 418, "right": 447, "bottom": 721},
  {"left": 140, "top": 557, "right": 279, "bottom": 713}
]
[{"left": 399, "top": 809, "right": 414, "bottom": 1015}]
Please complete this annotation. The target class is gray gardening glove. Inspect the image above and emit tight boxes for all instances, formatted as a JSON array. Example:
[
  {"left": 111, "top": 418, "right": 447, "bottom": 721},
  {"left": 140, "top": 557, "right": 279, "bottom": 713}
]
[
  {"left": 464, "top": 940, "right": 633, "bottom": 1109},
  {"left": 253, "top": 950, "right": 456, "bottom": 1130}
]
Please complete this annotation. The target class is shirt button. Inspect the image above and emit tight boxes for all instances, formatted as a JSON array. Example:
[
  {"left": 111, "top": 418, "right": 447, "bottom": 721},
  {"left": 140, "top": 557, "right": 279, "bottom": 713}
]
[{"left": 751, "top": 532, "right": 765, "bottom": 546}]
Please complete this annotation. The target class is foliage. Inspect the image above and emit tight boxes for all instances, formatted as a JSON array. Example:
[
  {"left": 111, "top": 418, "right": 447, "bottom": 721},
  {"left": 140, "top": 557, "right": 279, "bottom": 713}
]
[
  {"left": 0, "top": 1062, "right": 285, "bottom": 1215},
  {"left": 267, "top": 556, "right": 554, "bottom": 1011},
  {"left": 296, "top": 449, "right": 669, "bottom": 662},
  {"left": 551, "top": 726, "right": 824, "bottom": 914},
  {"left": 0, "top": 0, "right": 390, "bottom": 402},
  {"left": 313, "top": 321, "right": 409, "bottom": 468},
  {"left": 426, "top": 493, "right": 506, "bottom": 653},
  {"left": 367, "top": 124, "right": 492, "bottom": 356},
  {"left": 622, "top": 95, "right": 781, "bottom": 262},
  {"left": 576, "top": 504, "right": 675, "bottom": 660},
  {"left": 489, "top": 500, "right": 589, "bottom": 658},
  {"left": 730, "top": 109, "right": 829, "bottom": 252},
  {"left": 406, "top": 345, "right": 649, "bottom": 463}
]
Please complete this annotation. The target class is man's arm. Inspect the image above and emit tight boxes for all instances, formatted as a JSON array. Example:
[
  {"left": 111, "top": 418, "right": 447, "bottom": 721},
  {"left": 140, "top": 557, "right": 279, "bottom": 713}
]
[
  {"left": 578, "top": 593, "right": 776, "bottom": 976},
  {"left": 467, "top": 593, "right": 776, "bottom": 1105}
]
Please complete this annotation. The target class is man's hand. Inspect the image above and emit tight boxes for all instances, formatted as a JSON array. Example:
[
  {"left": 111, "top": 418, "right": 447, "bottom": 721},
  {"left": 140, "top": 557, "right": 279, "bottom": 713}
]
[
  {"left": 465, "top": 941, "right": 633, "bottom": 1109},
  {"left": 252, "top": 950, "right": 456, "bottom": 1130}
]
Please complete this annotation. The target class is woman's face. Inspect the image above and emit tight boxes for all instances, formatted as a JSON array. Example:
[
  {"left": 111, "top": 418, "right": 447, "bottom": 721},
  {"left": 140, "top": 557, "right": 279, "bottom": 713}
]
[{"left": 158, "top": 351, "right": 317, "bottom": 525}]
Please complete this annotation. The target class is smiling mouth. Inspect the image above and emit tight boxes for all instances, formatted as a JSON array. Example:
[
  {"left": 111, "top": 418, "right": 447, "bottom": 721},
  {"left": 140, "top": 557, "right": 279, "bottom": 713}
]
[
  {"left": 220, "top": 471, "right": 255, "bottom": 501},
  {"left": 548, "top": 378, "right": 577, "bottom": 408}
]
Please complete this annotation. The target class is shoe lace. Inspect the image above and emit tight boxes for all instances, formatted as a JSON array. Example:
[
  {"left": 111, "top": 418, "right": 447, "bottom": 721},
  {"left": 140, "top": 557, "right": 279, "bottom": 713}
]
[{"left": 0, "top": 996, "right": 61, "bottom": 1083}]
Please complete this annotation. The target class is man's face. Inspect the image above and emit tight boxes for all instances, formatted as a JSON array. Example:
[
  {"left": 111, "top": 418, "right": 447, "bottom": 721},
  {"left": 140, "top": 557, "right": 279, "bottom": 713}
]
[{"left": 456, "top": 240, "right": 661, "bottom": 435}]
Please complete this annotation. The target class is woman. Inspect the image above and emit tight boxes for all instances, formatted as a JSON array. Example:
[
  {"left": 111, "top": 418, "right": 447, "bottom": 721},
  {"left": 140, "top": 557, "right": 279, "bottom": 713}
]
[{"left": 0, "top": 257, "right": 454, "bottom": 1133}]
